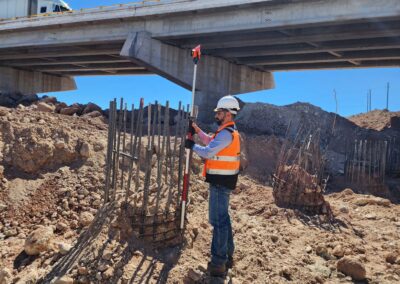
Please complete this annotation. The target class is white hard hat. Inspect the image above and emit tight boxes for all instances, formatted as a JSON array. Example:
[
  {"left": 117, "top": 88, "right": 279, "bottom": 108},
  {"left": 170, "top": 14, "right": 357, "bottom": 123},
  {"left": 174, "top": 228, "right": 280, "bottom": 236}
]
[{"left": 214, "top": 95, "right": 240, "bottom": 114}]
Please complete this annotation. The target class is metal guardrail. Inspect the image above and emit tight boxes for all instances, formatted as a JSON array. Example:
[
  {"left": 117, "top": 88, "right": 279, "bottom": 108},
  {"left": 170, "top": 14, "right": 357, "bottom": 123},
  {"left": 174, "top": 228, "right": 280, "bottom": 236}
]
[{"left": 0, "top": 0, "right": 188, "bottom": 22}]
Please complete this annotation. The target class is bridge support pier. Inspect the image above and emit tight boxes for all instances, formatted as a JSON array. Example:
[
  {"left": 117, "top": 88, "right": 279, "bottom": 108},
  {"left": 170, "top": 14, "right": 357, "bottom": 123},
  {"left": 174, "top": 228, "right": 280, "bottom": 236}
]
[
  {"left": 0, "top": 67, "right": 76, "bottom": 102},
  {"left": 120, "top": 32, "right": 275, "bottom": 124}
]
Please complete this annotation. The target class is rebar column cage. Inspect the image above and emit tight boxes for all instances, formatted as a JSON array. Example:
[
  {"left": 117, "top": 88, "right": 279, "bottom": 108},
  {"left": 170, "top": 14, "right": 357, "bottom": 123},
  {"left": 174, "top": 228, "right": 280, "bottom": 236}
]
[
  {"left": 272, "top": 127, "right": 329, "bottom": 215},
  {"left": 104, "top": 98, "right": 189, "bottom": 247}
]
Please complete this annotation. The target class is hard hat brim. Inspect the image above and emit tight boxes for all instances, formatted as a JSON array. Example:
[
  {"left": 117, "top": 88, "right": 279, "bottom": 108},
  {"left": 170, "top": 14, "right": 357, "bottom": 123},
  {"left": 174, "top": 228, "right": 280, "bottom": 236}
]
[{"left": 214, "top": 108, "right": 238, "bottom": 115}]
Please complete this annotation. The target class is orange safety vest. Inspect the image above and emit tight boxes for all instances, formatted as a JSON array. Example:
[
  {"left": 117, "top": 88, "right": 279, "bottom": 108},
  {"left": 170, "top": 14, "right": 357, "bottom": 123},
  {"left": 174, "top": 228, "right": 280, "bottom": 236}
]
[{"left": 203, "top": 121, "right": 241, "bottom": 177}]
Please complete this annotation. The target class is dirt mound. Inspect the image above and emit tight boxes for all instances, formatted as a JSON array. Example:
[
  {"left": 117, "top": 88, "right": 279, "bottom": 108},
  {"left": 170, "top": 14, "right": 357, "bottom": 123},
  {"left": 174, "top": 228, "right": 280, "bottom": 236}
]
[
  {"left": 0, "top": 102, "right": 400, "bottom": 283},
  {"left": 236, "top": 102, "right": 354, "bottom": 138},
  {"left": 0, "top": 106, "right": 106, "bottom": 175},
  {"left": 348, "top": 109, "right": 400, "bottom": 131}
]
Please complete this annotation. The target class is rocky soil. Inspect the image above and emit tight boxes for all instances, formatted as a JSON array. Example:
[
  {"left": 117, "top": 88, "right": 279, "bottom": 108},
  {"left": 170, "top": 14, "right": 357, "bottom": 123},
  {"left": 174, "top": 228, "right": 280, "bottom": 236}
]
[
  {"left": 348, "top": 110, "right": 400, "bottom": 131},
  {"left": 0, "top": 98, "right": 399, "bottom": 283}
]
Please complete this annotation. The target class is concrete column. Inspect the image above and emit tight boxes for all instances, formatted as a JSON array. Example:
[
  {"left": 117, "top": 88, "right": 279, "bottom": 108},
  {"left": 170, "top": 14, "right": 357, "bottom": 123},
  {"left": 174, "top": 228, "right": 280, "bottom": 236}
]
[
  {"left": 120, "top": 32, "right": 275, "bottom": 123},
  {"left": 0, "top": 67, "right": 76, "bottom": 95}
]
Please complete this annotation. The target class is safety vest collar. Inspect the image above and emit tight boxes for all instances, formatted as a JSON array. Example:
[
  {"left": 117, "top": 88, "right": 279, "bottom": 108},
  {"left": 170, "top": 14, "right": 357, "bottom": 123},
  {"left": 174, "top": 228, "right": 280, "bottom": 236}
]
[
  {"left": 214, "top": 121, "right": 236, "bottom": 137},
  {"left": 216, "top": 121, "right": 236, "bottom": 133}
]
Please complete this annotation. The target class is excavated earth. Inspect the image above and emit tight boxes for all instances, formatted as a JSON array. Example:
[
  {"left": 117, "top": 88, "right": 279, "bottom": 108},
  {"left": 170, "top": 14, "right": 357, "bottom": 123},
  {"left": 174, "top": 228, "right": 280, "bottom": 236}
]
[
  {"left": 0, "top": 99, "right": 399, "bottom": 284},
  {"left": 348, "top": 110, "right": 400, "bottom": 131}
]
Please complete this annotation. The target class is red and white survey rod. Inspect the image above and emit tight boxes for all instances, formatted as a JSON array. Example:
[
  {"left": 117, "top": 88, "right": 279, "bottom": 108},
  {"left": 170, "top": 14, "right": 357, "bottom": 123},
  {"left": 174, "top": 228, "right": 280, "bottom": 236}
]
[{"left": 181, "top": 45, "right": 201, "bottom": 229}]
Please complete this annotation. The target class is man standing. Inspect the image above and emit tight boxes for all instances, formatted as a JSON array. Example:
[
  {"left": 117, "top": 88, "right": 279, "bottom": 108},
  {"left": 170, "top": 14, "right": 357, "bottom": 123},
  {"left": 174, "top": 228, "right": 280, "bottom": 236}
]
[{"left": 185, "top": 95, "right": 241, "bottom": 277}]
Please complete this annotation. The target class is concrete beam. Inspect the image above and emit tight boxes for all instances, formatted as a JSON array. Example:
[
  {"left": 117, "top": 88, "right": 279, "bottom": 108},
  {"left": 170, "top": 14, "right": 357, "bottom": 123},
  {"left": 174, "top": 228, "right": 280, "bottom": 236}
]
[
  {"left": 206, "top": 37, "right": 400, "bottom": 57},
  {"left": 174, "top": 25, "right": 400, "bottom": 49},
  {"left": 38, "top": 67, "right": 146, "bottom": 72},
  {"left": 0, "top": 56, "right": 131, "bottom": 67},
  {"left": 238, "top": 49, "right": 400, "bottom": 65},
  {"left": 120, "top": 31, "right": 274, "bottom": 95},
  {"left": 33, "top": 62, "right": 143, "bottom": 72},
  {"left": 55, "top": 70, "right": 152, "bottom": 76},
  {"left": 0, "top": 49, "right": 121, "bottom": 61},
  {"left": 265, "top": 60, "right": 400, "bottom": 71},
  {"left": 0, "top": 67, "right": 76, "bottom": 94}
]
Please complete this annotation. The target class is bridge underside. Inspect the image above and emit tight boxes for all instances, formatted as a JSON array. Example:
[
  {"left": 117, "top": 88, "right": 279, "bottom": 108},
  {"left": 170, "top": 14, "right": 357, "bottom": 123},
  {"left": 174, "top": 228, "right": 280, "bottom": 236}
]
[
  {"left": 0, "top": 41, "right": 143, "bottom": 77},
  {"left": 0, "top": 19, "right": 399, "bottom": 77},
  {"left": 158, "top": 19, "right": 400, "bottom": 71}
]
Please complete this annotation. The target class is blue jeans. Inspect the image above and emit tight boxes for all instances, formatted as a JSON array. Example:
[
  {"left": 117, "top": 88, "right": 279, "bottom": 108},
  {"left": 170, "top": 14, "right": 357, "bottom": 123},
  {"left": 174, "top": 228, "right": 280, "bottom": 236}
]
[{"left": 209, "top": 184, "right": 234, "bottom": 266}]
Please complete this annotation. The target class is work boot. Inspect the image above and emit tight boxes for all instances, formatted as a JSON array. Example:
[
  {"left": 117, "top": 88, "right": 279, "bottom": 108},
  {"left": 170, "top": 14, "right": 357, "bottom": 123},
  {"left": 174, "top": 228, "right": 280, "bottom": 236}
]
[
  {"left": 207, "top": 262, "right": 226, "bottom": 277},
  {"left": 226, "top": 255, "right": 234, "bottom": 269}
]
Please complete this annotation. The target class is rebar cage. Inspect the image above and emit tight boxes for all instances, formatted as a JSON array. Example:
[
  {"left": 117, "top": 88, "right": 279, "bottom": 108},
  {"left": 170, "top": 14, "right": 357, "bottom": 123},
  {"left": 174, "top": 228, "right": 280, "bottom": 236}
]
[
  {"left": 272, "top": 127, "right": 329, "bottom": 215},
  {"left": 104, "top": 98, "right": 189, "bottom": 247}
]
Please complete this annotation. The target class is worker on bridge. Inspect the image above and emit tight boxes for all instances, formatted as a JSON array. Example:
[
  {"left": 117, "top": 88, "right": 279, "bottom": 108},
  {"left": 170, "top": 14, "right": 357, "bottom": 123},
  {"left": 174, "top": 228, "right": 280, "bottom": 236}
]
[{"left": 185, "top": 95, "right": 241, "bottom": 277}]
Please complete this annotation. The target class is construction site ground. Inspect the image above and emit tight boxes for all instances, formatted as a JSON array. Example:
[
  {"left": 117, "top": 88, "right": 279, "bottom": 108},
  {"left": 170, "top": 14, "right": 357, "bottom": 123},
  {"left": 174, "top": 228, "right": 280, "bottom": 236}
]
[{"left": 0, "top": 101, "right": 400, "bottom": 284}]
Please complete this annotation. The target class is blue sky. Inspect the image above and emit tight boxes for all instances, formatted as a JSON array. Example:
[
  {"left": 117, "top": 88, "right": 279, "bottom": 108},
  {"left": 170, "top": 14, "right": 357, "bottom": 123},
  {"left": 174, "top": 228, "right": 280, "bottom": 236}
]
[{"left": 48, "top": 0, "right": 400, "bottom": 117}]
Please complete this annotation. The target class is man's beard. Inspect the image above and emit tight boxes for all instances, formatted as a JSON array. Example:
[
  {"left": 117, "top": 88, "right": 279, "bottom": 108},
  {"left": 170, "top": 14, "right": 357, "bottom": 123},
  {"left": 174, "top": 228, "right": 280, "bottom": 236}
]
[{"left": 215, "top": 118, "right": 223, "bottom": 125}]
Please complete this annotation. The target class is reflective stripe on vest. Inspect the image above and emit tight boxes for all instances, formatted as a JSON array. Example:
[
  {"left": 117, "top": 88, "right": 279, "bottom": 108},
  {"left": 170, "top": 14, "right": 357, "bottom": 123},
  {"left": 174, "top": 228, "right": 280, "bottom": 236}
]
[
  {"left": 203, "top": 121, "right": 240, "bottom": 177},
  {"left": 206, "top": 169, "right": 240, "bottom": 175},
  {"left": 209, "top": 156, "right": 240, "bottom": 162}
]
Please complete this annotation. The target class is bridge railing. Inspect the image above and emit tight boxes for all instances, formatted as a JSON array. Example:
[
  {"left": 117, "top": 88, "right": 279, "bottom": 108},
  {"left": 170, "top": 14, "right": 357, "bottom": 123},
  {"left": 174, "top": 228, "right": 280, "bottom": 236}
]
[{"left": 0, "top": 0, "right": 185, "bottom": 23}]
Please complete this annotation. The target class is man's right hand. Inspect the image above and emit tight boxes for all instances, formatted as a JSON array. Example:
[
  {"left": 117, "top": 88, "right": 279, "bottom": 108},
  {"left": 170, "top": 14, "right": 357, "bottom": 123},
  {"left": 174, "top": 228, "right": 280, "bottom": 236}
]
[
  {"left": 192, "top": 122, "right": 201, "bottom": 134},
  {"left": 185, "top": 139, "right": 195, "bottom": 149},
  {"left": 188, "top": 119, "right": 196, "bottom": 136}
]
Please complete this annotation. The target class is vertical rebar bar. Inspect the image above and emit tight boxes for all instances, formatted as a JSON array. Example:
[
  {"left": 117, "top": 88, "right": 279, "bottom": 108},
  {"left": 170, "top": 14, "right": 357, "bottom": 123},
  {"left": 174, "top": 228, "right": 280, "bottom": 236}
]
[
  {"left": 362, "top": 140, "right": 367, "bottom": 185},
  {"left": 153, "top": 102, "right": 162, "bottom": 239},
  {"left": 109, "top": 99, "right": 117, "bottom": 195},
  {"left": 373, "top": 140, "right": 377, "bottom": 181},
  {"left": 382, "top": 141, "right": 388, "bottom": 183},
  {"left": 154, "top": 103, "right": 163, "bottom": 217},
  {"left": 171, "top": 102, "right": 182, "bottom": 204},
  {"left": 134, "top": 98, "right": 145, "bottom": 210},
  {"left": 377, "top": 140, "right": 382, "bottom": 183},
  {"left": 104, "top": 100, "right": 115, "bottom": 204},
  {"left": 112, "top": 98, "right": 124, "bottom": 200},
  {"left": 141, "top": 104, "right": 155, "bottom": 234},
  {"left": 120, "top": 103, "right": 128, "bottom": 194},
  {"left": 357, "top": 140, "right": 362, "bottom": 184},
  {"left": 368, "top": 139, "right": 372, "bottom": 184},
  {"left": 165, "top": 102, "right": 177, "bottom": 214},
  {"left": 351, "top": 140, "right": 357, "bottom": 183},
  {"left": 111, "top": 99, "right": 121, "bottom": 200},
  {"left": 166, "top": 101, "right": 178, "bottom": 215},
  {"left": 163, "top": 102, "right": 170, "bottom": 187},
  {"left": 125, "top": 103, "right": 135, "bottom": 204}
]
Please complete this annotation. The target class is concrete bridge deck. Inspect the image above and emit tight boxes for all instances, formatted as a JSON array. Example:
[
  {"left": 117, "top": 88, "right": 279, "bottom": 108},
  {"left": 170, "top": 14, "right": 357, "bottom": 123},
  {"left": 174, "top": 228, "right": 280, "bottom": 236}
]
[{"left": 0, "top": 0, "right": 399, "bottom": 121}]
